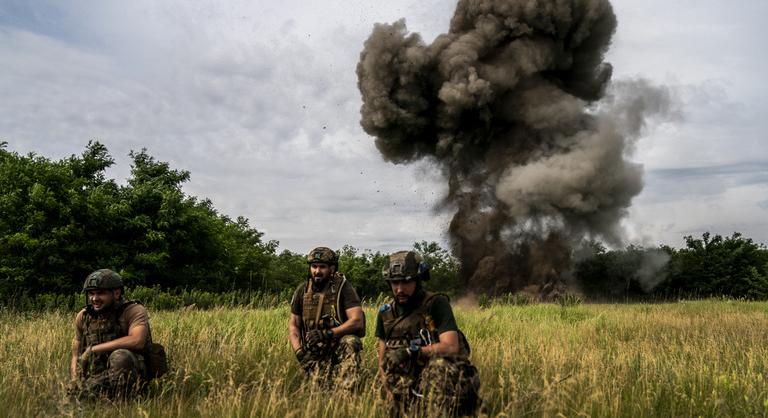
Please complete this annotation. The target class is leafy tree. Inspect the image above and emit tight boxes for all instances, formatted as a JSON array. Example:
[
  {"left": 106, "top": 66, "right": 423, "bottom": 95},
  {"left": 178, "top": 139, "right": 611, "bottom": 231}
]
[
  {"left": 0, "top": 141, "right": 122, "bottom": 296},
  {"left": 657, "top": 232, "right": 768, "bottom": 298},
  {"left": 264, "top": 249, "right": 307, "bottom": 293},
  {"left": 414, "top": 241, "right": 460, "bottom": 295},
  {"left": 338, "top": 245, "right": 387, "bottom": 299},
  {"left": 575, "top": 244, "right": 669, "bottom": 299},
  {"left": 0, "top": 142, "right": 280, "bottom": 300}
]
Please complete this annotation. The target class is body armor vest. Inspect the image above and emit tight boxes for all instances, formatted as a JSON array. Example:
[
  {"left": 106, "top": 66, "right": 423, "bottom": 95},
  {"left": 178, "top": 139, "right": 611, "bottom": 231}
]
[
  {"left": 301, "top": 273, "right": 346, "bottom": 337},
  {"left": 81, "top": 300, "right": 140, "bottom": 373},
  {"left": 381, "top": 292, "right": 470, "bottom": 357}
]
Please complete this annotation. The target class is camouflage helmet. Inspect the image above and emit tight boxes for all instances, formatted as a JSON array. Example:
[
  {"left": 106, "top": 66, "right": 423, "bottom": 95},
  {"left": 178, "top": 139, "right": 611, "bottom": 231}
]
[
  {"left": 382, "top": 251, "right": 430, "bottom": 281},
  {"left": 306, "top": 247, "right": 338, "bottom": 266},
  {"left": 82, "top": 269, "right": 124, "bottom": 292}
]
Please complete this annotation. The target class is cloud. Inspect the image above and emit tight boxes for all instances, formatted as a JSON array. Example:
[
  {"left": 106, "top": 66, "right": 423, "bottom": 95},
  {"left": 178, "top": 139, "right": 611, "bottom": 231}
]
[{"left": 1, "top": 0, "right": 766, "bottom": 254}]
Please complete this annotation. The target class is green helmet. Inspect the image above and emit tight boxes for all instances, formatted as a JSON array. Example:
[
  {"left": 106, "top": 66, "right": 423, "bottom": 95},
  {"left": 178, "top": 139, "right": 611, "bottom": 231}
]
[
  {"left": 82, "top": 269, "right": 124, "bottom": 292},
  {"left": 382, "top": 251, "right": 430, "bottom": 281},
  {"left": 307, "top": 247, "right": 338, "bottom": 265}
]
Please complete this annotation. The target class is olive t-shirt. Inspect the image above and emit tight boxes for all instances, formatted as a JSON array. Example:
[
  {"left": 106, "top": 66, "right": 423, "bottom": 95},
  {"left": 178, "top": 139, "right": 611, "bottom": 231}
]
[
  {"left": 290, "top": 278, "right": 362, "bottom": 320},
  {"left": 74, "top": 302, "right": 152, "bottom": 350},
  {"left": 374, "top": 292, "right": 458, "bottom": 339}
]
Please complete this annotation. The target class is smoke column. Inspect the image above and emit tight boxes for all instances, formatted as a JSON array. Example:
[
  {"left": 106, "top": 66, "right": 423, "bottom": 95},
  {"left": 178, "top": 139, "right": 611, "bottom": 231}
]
[{"left": 357, "top": 0, "right": 674, "bottom": 295}]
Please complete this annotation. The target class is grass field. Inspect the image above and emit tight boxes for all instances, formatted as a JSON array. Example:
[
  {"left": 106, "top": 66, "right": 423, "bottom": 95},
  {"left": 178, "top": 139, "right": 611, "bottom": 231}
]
[{"left": 2, "top": 300, "right": 768, "bottom": 417}]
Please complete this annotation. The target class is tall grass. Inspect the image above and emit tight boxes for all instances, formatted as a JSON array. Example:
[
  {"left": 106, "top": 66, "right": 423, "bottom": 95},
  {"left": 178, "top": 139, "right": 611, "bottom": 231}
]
[
  {"left": 2, "top": 301, "right": 768, "bottom": 417},
  {"left": 1, "top": 286, "right": 294, "bottom": 312}
]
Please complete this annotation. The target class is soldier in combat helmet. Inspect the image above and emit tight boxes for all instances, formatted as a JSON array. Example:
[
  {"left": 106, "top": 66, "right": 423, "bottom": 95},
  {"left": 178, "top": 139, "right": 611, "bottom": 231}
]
[
  {"left": 70, "top": 269, "right": 156, "bottom": 399},
  {"left": 288, "top": 247, "right": 366, "bottom": 389},
  {"left": 376, "top": 251, "right": 480, "bottom": 416}
]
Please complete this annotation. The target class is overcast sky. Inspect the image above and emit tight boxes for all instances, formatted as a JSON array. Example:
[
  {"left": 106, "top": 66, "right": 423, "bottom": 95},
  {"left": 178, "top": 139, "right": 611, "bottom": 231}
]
[{"left": 1, "top": 0, "right": 766, "bottom": 253}]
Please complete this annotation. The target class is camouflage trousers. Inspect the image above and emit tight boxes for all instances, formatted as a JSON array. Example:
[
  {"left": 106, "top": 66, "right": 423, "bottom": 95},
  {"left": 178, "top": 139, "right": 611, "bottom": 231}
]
[
  {"left": 301, "top": 335, "right": 362, "bottom": 391},
  {"left": 385, "top": 356, "right": 480, "bottom": 417},
  {"left": 73, "top": 349, "right": 146, "bottom": 400}
]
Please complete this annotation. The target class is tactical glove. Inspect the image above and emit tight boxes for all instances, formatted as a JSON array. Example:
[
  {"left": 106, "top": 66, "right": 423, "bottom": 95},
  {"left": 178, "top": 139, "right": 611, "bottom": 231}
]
[
  {"left": 306, "top": 329, "right": 334, "bottom": 346},
  {"left": 384, "top": 348, "right": 413, "bottom": 373}
]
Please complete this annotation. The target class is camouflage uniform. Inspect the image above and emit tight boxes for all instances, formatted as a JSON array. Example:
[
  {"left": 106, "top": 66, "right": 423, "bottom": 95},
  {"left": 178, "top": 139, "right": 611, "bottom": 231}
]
[
  {"left": 292, "top": 247, "right": 364, "bottom": 390},
  {"left": 378, "top": 251, "right": 480, "bottom": 416},
  {"left": 70, "top": 269, "right": 155, "bottom": 400},
  {"left": 297, "top": 272, "right": 363, "bottom": 389},
  {"left": 379, "top": 293, "right": 480, "bottom": 416},
  {"left": 74, "top": 300, "right": 149, "bottom": 399}
]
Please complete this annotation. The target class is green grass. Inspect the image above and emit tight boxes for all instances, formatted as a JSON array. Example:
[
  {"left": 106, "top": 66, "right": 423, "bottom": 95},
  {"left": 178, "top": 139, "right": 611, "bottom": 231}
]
[{"left": 2, "top": 301, "right": 768, "bottom": 417}]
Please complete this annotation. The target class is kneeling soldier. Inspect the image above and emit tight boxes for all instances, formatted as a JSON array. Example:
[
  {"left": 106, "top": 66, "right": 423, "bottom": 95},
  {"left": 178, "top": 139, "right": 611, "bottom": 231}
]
[
  {"left": 288, "top": 247, "right": 365, "bottom": 389},
  {"left": 70, "top": 269, "right": 156, "bottom": 399},
  {"left": 376, "top": 251, "right": 480, "bottom": 416}
]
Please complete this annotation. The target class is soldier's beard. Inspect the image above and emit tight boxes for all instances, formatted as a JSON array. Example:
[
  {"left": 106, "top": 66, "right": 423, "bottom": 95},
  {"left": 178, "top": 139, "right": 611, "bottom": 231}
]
[
  {"left": 310, "top": 275, "right": 329, "bottom": 292},
  {"left": 396, "top": 286, "right": 425, "bottom": 308},
  {"left": 87, "top": 290, "right": 121, "bottom": 313},
  {"left": 90, "top": 299, "right": 117, "bottom": 314}
]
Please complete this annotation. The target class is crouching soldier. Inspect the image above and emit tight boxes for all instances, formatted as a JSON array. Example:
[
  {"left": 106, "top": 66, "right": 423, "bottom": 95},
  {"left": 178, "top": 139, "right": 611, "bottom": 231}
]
[
  {"left": 70, "top": 269, "right": 162, "bottom": 399},
  {"left": 288, "top": 247, "right": 365, "bottom": 389},
  {"left": 376, "top": 251, "right": 480, "bottom": 416}
]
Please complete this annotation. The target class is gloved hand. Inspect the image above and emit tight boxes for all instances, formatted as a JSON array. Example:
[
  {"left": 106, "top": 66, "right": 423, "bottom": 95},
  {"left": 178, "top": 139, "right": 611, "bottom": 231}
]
[
  {"left": 306, "top": 329, "right": 334, "bottom": 346},
  {"left": 384, "top": 348, "right": 412, "bottom": 373}
]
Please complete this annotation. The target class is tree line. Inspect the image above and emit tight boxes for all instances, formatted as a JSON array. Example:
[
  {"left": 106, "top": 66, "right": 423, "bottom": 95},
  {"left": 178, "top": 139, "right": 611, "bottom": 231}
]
[
  {"left": 0, "top": 141, "right": 457, "bottom": 305},
  {"left": 1, "top": 142, "right": 767, "bottom": 306},
  {"left": 577, "top": 232, "right": 768, "bottom": 300}
]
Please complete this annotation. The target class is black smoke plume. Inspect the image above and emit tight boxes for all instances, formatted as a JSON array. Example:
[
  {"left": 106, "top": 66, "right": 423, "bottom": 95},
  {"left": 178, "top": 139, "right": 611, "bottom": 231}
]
[{"left": 357, "top": 0, "right": 674, "bottom": 296}]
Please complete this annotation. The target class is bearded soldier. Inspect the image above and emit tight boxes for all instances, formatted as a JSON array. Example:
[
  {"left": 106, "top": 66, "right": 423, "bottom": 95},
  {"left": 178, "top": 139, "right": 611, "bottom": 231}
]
[
  {"left": 288, "top": 247, "right": 365, "bottom": 389},
  {"left": 70, "top": 269, "right": 160, "bottom": 399},
  {"left": 376, "top": 251, "right": 480, "bottom": 416}
]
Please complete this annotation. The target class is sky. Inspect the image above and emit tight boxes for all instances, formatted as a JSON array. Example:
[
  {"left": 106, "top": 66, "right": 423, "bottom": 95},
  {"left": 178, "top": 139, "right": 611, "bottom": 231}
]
[{"left": 1, "top": 0, "right": 766, "bottom": 253}]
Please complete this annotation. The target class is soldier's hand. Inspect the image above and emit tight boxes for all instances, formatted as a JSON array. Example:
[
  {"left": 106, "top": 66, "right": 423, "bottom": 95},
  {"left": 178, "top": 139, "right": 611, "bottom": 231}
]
[
  {"left": 384, "top": 348, "right": 412, "bottom": 372},
  {"left": 385, "top": 388, "right": 394, "bottom": 402},
  {"left": 294, "top": 347, "right": 307, "bottom": 363},
  {"left": 408, "top": 341, "right": 422, "bottom": 357},
  {"left": 306, "top": 329, "right": 333, "bottom": 346},
  {"left": 79, "top": 346, "right": 94, "bottom": 363}
]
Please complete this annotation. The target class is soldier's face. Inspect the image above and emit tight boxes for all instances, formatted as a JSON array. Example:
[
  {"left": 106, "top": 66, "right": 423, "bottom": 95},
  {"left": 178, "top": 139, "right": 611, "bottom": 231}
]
[
  {"left": 390, "top": 280, "right": 417, "bottom": 305},
  {"left": 87, "top": 289, "right": 118, "bottom": 311},
  {"left": 310, "top": 263, "right": 335, "bottom": 283}
]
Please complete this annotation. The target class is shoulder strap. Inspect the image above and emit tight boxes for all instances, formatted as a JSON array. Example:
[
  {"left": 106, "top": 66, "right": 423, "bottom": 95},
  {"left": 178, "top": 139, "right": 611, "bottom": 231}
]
[
  {"left": 313, "top": 279, "right": 331, "bottom": 328},
  {"left": 114, "top": 300, "right": 142, "bottom": 341},
  {"left": 382, "top": 297, "right": 406, "bottom": 341},
  {"left": 335, "top": 274, "right": 347, "bottom": 322},
  {"left": 418, "top": 292, "right": 449, "bottom": 336},
  {"left": 80, "top": 308, "right": 90, "bottom": 351},
  {"left": 415, "top": 292, "right": 448, "bottom": 316},
  {"left": 114, "top": 300, "right": 140, "bottom": 320}
]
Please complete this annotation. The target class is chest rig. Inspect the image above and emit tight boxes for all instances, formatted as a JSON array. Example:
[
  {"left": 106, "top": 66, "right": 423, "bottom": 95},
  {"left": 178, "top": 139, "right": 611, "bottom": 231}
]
[
  {"left": 381, "top": 292, "right": 470, "bottom": 356},
  {"left": 301, "top": 273, "right": 345, "bottom": 335},
  {"left": 82, "top": 300, "right": 139, "bottom": 346},
  {"left": 81, "top": 300, "right": 139, "bottom": 373},
  {"left": 381, "top": 291, "right": 441, "bottom": 350}
]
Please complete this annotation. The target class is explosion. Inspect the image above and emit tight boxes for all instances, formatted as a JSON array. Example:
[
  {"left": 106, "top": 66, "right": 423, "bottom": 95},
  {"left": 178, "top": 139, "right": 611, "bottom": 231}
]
[{"left": 357, "top": 0, "right": 674, "bottom": 296}]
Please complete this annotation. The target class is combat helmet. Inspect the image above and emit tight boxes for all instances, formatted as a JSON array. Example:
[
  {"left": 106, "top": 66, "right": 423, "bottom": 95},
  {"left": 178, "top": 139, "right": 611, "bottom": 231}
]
[
  {"left": 82, "top": 269, "right": 124, "bottom": 292},
  {"left": 306, "top": 247, "right": 338, "bottom": 266},
  {"left": 382, "top": 251, "right": 430, "bottom": 281}
]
